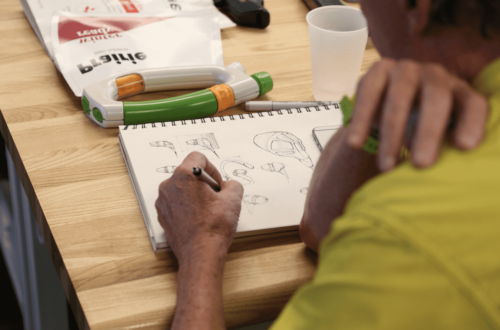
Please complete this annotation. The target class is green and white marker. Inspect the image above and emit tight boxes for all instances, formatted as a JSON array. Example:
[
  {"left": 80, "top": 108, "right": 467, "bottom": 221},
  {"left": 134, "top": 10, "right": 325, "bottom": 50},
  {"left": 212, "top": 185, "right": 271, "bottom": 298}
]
[{"left": 81, "top": 62, "right": 273, "bottom": 128}]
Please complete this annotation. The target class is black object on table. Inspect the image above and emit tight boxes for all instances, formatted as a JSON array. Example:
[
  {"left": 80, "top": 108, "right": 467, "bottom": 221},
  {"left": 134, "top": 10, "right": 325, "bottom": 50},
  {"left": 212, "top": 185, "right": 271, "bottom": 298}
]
[{"left": 214, "top": 0, "right": 270, "bottom": 29}]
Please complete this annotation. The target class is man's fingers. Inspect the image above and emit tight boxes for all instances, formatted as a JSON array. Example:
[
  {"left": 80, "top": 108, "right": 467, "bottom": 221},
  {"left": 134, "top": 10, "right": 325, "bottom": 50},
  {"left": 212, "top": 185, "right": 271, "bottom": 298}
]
[
  {"left": 452, "top": 81, "right": 489, "bottom": 150},
  {"left": 179, "top": 152, "right": 223, "bottom": 183},
  {"left": 200, "top": 157, "right": 223, "bottom": 184},
  {"left": 378, "top": 61, "right": 420, "bottom": 172},
  {"left": 348, "top": 59, "right": 396, "bottom": 149},
  {"left": 219, "top": 180, "right": 244, "bottom": 201},
  {"left": 411, "top": 65, "right": 453, "bottom": 168}
]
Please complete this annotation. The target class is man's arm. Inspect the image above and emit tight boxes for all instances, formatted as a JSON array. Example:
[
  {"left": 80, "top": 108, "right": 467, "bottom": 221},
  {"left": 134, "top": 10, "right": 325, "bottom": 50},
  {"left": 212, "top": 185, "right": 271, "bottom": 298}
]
[
  {"left": 299, "top": 127, "right": 379, "bottom": 252},
  {"left": 155, "top": 152, "right": 243, "bottom": 330},
  {"left": 172, "top": 239, "right": 228, "bottom": 330}
]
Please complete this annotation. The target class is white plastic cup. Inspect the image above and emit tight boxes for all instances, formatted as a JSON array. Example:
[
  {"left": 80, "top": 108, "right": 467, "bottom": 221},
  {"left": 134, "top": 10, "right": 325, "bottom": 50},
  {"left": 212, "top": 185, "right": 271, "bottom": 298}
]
[{"left": 306, "top": 6, "right": 368, "bottom": 101}]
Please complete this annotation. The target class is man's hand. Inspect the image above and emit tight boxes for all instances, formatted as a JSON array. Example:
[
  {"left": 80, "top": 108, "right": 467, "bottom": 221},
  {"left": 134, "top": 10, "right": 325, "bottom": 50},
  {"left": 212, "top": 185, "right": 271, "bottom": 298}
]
[
  {"left": 300, "top": 59, "right": 489, "bottom": 252},
  {"left": 155, "top": 152, "right": 243, "bottom": 263},
  {"left": 348, "top": 58, "right": 489, "bottom": 172}
]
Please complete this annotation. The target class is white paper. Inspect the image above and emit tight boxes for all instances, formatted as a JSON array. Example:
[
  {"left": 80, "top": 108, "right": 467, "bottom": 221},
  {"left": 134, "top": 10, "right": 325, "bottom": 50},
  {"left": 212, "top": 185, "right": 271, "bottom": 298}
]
[
  {"left": 119, "top": 106, "right": 343, "bottom": 251},
  {"left": 23, "top": 0, "right": 235, "bottom": 59}
]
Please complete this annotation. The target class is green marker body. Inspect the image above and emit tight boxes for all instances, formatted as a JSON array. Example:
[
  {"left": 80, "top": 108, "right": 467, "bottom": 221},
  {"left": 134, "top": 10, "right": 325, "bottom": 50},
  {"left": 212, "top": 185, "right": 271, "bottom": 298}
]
[
  {"left": 121, "top": 72, "right": 273, "bottom": 125},
  {"left": 123, "top": 90, "right": 218, "bottom": 125},
  {"left": 340, "top": 95, "right": 378, "bottom": 154}
]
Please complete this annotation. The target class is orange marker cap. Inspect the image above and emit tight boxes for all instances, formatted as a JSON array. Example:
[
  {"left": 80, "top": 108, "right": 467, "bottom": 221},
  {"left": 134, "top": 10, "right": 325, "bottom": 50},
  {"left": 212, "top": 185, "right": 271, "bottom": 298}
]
[
  {"left": 116, "top": 74, "right": 145, "bottom": 100},
  {"left": 208, "top": 84, "right": 235, "bottom": 113}
]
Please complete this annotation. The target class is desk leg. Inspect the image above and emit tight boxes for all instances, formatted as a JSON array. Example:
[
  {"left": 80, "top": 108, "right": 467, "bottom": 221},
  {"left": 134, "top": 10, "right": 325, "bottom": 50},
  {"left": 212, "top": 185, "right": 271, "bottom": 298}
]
[{"left": 0, "top": 147, "right": 68, "bottom": 329}]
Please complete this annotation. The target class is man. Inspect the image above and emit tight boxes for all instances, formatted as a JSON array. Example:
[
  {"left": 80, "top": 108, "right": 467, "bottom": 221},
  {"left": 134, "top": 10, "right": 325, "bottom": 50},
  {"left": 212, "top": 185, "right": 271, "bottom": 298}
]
[{"left": 155, "top": 0, "right": 500, "bottom": 328}]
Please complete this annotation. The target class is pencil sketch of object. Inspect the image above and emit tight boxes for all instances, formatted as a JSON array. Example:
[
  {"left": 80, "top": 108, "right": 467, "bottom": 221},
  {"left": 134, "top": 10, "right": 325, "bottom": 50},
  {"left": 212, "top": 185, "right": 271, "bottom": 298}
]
[
  {"left": 220, "top": 159, "right": 255, "bottom": 185},
  {"left": 150, "top": 141, "right": 177, "bottom": 157},
  {"left": 254, "top": 132, "right": 314, "bottom": 168},
  {"left": 186, "top": 138, "right": 218, "bottom": 157},
  {"left": 156, "top": 165, "right": 176, "bottom": 174},
  {"left": 232, "top": 169, "right": 254, "bottom": 185},
  {"left": 300, "top": 187, "right": 308, "bottom": 194},
  {"left": 177, "top": 133, "right": 219, "bottom": 158},
  {"left": 261, "top": 162, "right": 289, "bottom": 180},
  {"left": 243, "top": 195, "right": 268, "bottom": 215}
]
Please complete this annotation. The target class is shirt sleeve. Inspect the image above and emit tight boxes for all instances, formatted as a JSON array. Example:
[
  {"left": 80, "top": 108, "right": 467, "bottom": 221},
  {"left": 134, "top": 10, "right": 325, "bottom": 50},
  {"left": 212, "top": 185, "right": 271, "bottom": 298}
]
[{"left": 269, "top": 215, "right": 489, "bottom": 330}]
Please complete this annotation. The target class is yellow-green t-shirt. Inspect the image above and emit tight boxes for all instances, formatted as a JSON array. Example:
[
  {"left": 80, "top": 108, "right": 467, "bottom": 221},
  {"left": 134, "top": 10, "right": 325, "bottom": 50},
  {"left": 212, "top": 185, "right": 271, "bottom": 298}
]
[{"left": 271, "top": 57, "right": 500, "bottom": 330}]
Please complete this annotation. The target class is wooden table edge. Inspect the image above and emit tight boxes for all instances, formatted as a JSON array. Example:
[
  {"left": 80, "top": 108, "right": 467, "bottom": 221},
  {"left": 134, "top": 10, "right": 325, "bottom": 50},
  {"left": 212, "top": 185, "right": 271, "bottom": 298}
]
[{"left": 0, "top": 108, "right": 90, "bottom": 330}]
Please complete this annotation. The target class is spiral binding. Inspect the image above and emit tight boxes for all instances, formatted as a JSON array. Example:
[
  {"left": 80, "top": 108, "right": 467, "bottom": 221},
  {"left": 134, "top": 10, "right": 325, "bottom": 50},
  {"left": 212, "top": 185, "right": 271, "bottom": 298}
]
[{"left": 121, "top": 103, "right": 340, "bottom": 130}]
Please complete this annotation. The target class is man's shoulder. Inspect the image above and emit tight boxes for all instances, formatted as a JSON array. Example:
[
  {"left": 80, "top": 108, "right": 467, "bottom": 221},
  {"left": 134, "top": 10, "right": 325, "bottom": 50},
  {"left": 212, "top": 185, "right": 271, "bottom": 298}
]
[
  {"left": 345, "top": 133, "right": 500, "bottom": 229},
  {"left": 340, "top": 88, "right": 500, "bottom": 260},
  {"left": 271, "top": 213, "right": 495, "bottom": 330},
  {"left": 317, "top": 206, "right": 500, "bottom": 329}
]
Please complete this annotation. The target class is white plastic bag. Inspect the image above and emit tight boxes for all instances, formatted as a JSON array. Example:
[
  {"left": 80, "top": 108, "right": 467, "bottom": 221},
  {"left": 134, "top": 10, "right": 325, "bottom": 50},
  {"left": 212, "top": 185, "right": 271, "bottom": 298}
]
[
  {"left": 22, "top": 0, "right": 235, "bottom": 59},
  {"left": 51, "top": 9, "right": 224, "bottom": 97}
]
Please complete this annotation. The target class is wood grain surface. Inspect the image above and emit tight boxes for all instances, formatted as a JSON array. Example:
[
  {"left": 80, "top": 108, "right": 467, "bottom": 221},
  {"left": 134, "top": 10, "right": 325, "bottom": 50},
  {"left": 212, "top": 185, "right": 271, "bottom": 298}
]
[{"left": 0, "top": 0, "right": 380, "bottom": 329}]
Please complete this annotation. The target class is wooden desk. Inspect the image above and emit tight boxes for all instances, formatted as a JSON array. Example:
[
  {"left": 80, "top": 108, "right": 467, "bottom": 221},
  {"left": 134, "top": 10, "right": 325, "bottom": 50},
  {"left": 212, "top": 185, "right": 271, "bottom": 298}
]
[{"left": 0, "top": 0, "right": 380, "bottom": 328}]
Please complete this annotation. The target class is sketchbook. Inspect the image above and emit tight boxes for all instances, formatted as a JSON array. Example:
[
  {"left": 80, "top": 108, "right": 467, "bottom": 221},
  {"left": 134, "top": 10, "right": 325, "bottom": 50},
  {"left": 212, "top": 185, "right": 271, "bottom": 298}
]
[{"left": 119, "top": 105, "right": 343, "bottom": 251}]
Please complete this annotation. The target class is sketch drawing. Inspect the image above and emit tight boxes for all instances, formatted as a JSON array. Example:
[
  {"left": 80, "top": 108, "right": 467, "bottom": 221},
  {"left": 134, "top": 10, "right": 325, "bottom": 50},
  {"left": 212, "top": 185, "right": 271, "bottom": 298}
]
[
  {"left": 243, "top": 195, "right": 268, "bottom": 215},
  {"left": 261, "top": 162, "right": 289, "bottom": 180},
  {"left": 150, "top": 141, "right": 177, "bottom": 157},
  {"left": 177, "top": 133, "right": 219, "bottom": 158},
  {"left": 156, "top": 165, "right": 176, "bottom": 174},
  {"left": 220, "top": 159, "right": 255, "bottom": 185},
  {"left": 300, "top": 187, "right": 308, "bottom": 194},
  {"left": 233, "top": 169, "right": 254, "bottom": 185},
  {"left": 187, "top": 138, "right": 219, "bottom": 157},
  {"left": 254, "top": 132, "right": 314, "bottom": 168}
]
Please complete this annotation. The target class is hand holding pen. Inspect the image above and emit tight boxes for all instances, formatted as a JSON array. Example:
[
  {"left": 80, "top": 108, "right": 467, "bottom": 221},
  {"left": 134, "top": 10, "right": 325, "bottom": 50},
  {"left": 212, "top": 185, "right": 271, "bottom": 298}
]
[
  {"left": 192, "top": 166, "right": 221, "bottom": 192},
  {"left": 155, "top": 152, "right": 244, "bottom": 262}
]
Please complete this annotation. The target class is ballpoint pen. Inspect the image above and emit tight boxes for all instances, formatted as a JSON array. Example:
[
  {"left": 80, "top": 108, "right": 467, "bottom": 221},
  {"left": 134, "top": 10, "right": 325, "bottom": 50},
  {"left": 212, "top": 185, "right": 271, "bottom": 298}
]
[{"left": 192, "top": 167, "right": 221, "bottom": 192}]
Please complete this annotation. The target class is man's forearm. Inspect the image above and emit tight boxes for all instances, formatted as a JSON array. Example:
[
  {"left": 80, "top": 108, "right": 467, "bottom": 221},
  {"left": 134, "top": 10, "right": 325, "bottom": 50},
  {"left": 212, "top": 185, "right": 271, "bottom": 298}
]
[
  {"left": 172, "top": 239, "right": 228, "bottom": 330},
  {"left": 300, "top": 128, "right": 379, "bottom": 252}
]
